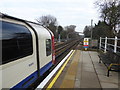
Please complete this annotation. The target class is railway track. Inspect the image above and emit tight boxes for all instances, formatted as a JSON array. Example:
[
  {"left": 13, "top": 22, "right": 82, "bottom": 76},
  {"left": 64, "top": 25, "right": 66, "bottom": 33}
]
[{"left": 55, "top": 39, "right": 80, "bottom": 59}]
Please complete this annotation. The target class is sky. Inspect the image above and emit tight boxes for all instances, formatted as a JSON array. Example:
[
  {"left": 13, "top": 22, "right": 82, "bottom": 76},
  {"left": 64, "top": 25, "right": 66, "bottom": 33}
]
[{"left": 0, "top": 0, "right": 99, "bottom": 32}]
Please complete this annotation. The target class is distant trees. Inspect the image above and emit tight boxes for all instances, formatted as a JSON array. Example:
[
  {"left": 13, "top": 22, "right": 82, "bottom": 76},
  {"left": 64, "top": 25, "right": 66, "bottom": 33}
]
[
  {"left": 84, "top": 0, "right": 120, "bottom": 39},
  {"left": 83, "top": 26, "right": 91, "bottom": 38},
  {"left": 36, "top": 15, "right": 80, "bottom": 41},
  {"left": 92, "top": 21, "right": 112, "bottom": 39},
  {"left": 64, "top": 25, "right": 79, "bottom": 39},
  {"left": 84, "top": 21, "right": 114, "bottom": 39},
  {"left": 65, "top": 25, "right": 76, "bottom": 33},
  {"left": 95, "top": 0, "right": 120, "bottom": 36},
  {"left": 57, "top": 25, "right": 79, "bottom": 40}
]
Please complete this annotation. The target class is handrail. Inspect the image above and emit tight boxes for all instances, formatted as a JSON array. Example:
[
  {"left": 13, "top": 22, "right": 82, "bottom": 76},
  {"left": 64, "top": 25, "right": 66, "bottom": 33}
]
[{"left": 99, "top": 36, "right": 120, "bottom": 53}]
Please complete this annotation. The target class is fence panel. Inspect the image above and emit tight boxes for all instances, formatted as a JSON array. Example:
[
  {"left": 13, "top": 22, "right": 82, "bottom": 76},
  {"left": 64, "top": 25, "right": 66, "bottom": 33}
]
[{"left": 99, "top": 36, "right": 120, "bottom": 53}]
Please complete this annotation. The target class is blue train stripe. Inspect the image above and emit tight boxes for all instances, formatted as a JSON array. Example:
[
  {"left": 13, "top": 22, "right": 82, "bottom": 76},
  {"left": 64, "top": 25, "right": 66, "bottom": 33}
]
[
  {"left": 11, "top": 61, "right": 52, "bottom": 89},
  {"left": 40, "top": 61, "right": 52, "bottom": 76},
  {"left": 11, "top": 71, "right": 38, "bottom": 89}
]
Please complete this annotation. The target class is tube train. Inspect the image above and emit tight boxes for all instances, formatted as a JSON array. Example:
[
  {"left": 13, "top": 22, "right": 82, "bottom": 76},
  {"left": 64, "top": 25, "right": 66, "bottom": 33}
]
[{"left": 0, "top": 13, "right": 55, "bottom": 89}]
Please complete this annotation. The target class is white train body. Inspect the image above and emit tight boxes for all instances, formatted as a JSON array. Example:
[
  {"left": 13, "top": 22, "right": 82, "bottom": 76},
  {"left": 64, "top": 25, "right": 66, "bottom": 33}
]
[{"left": 0, "top": 14, "right": 55, "bottom": 89}]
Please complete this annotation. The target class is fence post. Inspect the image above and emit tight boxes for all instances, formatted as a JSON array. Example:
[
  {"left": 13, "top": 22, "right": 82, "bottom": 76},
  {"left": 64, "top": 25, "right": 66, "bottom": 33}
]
[
  {"left": 104, "top": 37, "right": 107, "bottom": 53},
  {"left": 114, "top": 36, "right": 117, "bottom": 53},
  {"left": 99, "top": 37, "right": 101, "bottom": 49}
]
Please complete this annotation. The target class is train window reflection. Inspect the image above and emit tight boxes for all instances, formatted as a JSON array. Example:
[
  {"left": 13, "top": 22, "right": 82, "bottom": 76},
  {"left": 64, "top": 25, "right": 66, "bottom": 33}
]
[
  {"left": 46, "top": 39, "right": 51, "bottom": 56},
  {"left": 1, "top": 21, "right": 33, "bottom": 65}
]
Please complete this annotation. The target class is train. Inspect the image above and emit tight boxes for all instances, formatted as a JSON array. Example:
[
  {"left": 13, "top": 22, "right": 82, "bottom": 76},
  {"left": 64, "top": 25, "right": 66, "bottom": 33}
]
[{"left": 0, "top": 13, "right": 56, "bottom": 89}]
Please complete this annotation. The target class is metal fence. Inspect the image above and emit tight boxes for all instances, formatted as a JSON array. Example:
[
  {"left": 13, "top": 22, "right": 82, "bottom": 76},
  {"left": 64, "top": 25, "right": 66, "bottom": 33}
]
[{"left": 99, "top": 36, "right": 120, "bottom": 53}]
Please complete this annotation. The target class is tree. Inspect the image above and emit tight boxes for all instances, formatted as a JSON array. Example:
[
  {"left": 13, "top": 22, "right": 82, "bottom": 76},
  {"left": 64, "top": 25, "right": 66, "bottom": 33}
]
[
  {"left": 95, "top": 0, "right": 120, "bottom": 35},
  {"left": 92, "top": 21, "right": 113, "bottom": 39},
  {"left": 36, "top": 15, "right": 58, "bottom": 38},
  {"left": 83, "top": 20, "right": 114, "bottom": 39},
  {"left": 83, "top": 26, "right": 91, "bottom": 38},
  {"left": 60, "top": 30, "right": 67, "bottom": 39},
  {"left": 64, "top": 25, "right": 77, "bottom": 39},
  {"left": 65, "top": 25, "right": 76, "bottom": 33}
]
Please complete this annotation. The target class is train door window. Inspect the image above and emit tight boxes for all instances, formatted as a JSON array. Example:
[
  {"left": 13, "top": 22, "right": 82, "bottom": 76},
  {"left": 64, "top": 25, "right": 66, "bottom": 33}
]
[
  {"left": 1, "top": 21, "right": 33, "bottom": 65},
  {"left": 46, "top": 39, "right": 51, "bottom": 56}
]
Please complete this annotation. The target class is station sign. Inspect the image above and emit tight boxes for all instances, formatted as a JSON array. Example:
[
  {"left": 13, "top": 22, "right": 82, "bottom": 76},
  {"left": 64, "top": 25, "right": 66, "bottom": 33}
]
[{"left": 83, "top": 38, "right": 89, "bottom": 50}]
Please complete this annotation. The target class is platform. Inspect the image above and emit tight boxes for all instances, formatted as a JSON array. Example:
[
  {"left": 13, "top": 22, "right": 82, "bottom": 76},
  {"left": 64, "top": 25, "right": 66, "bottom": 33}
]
[
  {"left": 76, "top": 50, "right": 118, "bottom": 88},
  {"left": 37, "top": 49, "right": 119, "bottom": 89}
]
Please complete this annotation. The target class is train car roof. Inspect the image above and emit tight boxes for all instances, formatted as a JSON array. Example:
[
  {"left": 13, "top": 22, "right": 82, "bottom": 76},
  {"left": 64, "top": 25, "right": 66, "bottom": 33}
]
[
  {"left": 0, "top": 13, "right": 46, "bottom": 28},
  {"left": 0, "top": 13, "right": 54, "bottom": 36}
]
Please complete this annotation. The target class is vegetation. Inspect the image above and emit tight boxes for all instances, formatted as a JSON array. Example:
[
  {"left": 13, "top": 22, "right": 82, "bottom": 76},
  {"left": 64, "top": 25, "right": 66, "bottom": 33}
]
[
  {"left": 84, "top": 0, "right": 120, "bottom": 39},
  {"left": 36, "top": 15, "right": 80, "bottom": 41}
]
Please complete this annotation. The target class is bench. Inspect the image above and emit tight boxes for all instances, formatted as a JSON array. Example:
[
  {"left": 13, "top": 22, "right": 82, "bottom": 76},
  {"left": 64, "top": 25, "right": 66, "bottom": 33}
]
[{"left": 98, "top": 50, "right": 120, "bottom": 77}]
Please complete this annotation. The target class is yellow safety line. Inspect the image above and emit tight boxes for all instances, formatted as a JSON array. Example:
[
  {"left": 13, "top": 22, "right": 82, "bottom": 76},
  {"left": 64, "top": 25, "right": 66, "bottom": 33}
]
[{"left": 47, "top": 50, "right": 75, "bottom": 89}]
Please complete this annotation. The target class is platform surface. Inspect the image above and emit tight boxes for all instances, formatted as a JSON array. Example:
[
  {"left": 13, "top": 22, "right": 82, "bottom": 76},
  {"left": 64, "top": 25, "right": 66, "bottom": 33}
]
[{"left": 46, "top": 50, "right": 119, "bottom": 89}]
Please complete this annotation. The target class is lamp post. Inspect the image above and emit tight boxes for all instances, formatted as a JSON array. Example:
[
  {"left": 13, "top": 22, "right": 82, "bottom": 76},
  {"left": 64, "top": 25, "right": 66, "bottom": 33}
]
[{"left": 91, "top": 19, "right": 93, "bottom": 40}]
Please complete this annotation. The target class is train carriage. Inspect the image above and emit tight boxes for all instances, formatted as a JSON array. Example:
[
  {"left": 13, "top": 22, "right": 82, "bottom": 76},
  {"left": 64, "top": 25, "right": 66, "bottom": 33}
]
[{"left": 0, "top": 13, "right": 55, "bottom": 89}]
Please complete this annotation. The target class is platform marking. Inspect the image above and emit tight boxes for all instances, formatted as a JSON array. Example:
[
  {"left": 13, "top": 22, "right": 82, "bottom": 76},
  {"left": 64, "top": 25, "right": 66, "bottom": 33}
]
[
  {"left": 47, "top": 50, "right": 75, "bottom": 89},
  {"left": 36, "top": 50, "right": 74, "bottom": 89}
]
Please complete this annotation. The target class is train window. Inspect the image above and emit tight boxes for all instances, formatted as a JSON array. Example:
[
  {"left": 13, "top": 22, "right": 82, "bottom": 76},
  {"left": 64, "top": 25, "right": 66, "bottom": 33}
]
[
  {"left": 46, "top": 39, "right": 51, "bottom": 56},
  {"left": 1, "top": 21, "right": 33, "bottom": 65}
]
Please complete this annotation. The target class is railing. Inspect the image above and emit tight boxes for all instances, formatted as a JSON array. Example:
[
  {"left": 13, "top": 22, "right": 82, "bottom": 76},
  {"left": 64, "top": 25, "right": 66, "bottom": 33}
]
[
  {"left": 99, "top": 36, "right": 120, "bottom": 77},
  {"left": 99, "top": 36, "right": 120, "bottom": 53}
]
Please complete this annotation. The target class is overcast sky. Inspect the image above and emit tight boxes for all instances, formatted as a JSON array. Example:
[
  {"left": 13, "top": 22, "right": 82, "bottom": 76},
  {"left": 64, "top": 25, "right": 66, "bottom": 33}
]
[{"left": 1, "top": 0, "right": 99, "bottom": 32}]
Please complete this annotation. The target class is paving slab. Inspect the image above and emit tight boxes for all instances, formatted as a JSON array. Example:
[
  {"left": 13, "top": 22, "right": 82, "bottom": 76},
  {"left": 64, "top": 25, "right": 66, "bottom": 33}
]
[{"left": 89, "top": 51, "right": 119, "bottom": 89}]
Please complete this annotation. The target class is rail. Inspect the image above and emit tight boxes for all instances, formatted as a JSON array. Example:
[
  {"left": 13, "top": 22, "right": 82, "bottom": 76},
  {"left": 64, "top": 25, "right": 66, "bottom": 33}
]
[{"left": 55, "top": 39, "right": 79, "bottom": 58}]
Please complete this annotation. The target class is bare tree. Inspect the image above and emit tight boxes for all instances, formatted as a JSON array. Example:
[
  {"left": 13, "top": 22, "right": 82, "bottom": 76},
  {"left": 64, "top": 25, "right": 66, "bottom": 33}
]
[
  {"left": 64, "top": 25, "right": 77, "bottom": 39},
  {"left": 95, "top": 0, "right": 120, "bottom": 33},
  {"left": 65, "top": 25, "right": 76, "bottom": 33},
  {"left": 83, "top": 26, "right": 91, "bottom": 38}
]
